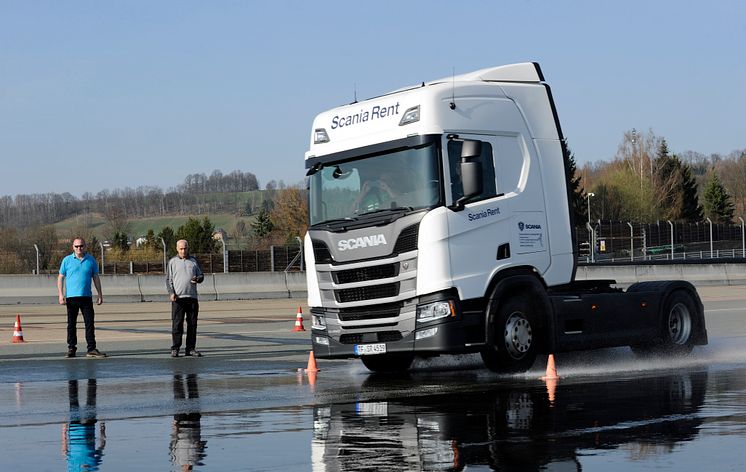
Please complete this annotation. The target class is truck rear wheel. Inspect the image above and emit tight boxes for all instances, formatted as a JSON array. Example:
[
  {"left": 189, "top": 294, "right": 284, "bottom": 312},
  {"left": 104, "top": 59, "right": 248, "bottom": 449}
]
[
  {"left": 481, "top": 297, "right": 539, "bottom": 373},
  {"left": 361, "top": 353, "right": 414, "bottom": 373},
  {"left": 632, "top": 289, "right": 696, "bottom": 357}
]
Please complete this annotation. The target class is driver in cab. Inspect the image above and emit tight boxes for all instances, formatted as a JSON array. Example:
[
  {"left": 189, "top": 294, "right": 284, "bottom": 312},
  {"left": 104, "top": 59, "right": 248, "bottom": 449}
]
[{"left": 354, "top": 171, "right": 399, "bottom": 213}]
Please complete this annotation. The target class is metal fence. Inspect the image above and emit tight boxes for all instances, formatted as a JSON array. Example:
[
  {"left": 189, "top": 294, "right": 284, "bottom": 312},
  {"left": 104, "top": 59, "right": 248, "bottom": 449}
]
[
  {"left": 6, "top": 221, "right": 746, "bottom": 274},
  {"left": 576, "top": 220, "right": 746, "bottom": 263},
  {"left": 1, "top": 245, "right": 305, "bottom": 275}
]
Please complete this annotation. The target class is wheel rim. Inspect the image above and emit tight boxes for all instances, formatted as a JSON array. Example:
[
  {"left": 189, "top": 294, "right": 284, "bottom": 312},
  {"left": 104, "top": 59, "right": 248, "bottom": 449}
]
[
  {"left": 668, "top": 302, "right": 692, "bottom": 345},
  {"left": 504, "top": 312, "right": 533, "bottom": 358}
]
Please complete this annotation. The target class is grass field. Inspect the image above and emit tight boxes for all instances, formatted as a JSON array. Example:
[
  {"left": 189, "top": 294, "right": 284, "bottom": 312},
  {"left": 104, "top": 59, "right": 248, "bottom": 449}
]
[{"left": 53, "top": 212, "right": 255, "bottom": 240}]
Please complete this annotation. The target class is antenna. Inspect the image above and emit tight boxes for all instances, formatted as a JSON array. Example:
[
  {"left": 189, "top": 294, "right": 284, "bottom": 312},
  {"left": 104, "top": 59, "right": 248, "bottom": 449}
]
[
  {"left": 449, "top": 67, "right": 456, "bottom": 110},
  {"left": 353, "top": 83, "right": 358, "bottom": 104}
]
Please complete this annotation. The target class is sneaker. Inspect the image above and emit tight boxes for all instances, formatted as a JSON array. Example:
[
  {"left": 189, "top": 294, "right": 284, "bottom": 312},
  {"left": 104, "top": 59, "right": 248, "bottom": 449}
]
[
  {"left": 171, "top": 349, "right": 179, "bottom": 358},
  {"left": 66, "top": 348, "right": 76, "bottom": 358},
  {"left": 86, "top": 349, "right": 107, "bottom": 358},
  {"left": 185, "top": 350, "right": 203, "bottom": 357}
]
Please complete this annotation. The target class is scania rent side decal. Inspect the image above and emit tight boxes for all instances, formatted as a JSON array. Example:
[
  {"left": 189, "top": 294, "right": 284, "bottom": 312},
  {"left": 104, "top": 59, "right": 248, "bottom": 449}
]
[
  {"left": 331, "top": 102, "right": 401, "bottom": 129},
  {"left": 467, "top": 207, "right": 501, "bottom": 222}
]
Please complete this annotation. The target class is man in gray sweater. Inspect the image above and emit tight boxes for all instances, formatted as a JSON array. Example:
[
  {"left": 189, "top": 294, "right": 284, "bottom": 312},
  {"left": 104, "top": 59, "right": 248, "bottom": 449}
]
[{"left": 166, "top": 239, "right": 205, "bottom": 357}]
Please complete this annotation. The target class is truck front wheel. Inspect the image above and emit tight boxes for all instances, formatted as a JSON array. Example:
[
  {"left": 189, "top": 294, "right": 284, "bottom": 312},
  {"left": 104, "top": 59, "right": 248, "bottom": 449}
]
[
  {"left": 632, "top": 289, "right": 696, "bottom": 356},
  {"left": 481, "top": 297, "right": 539, "bottom": 373},
  {"left": 361, "top": 353, "right": 415, "bottom": 373}
]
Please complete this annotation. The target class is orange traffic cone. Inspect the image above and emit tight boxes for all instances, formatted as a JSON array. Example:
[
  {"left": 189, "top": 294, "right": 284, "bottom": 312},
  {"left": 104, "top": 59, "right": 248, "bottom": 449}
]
[
  {"left": 545, "top": 377, "right": 558, "bottom": 404},
  {"left": 305, "top": 350, "right": 319, "bottom": 373},
  {"left": 292, "top": 306, "right": 306, "bottom": 332},
  {"left": 307, "top": 369, "right": 318, "bottom": 386},
  {"left": 12, "top": 314, "right": 25, "bottom": 343},
  {"left": 540, "top": 354, "right": 559, "bottom": 381}
]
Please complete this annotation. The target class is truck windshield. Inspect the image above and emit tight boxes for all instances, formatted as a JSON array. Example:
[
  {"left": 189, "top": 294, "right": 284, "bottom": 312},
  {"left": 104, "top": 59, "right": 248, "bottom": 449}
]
[{"left": 309, "top": 142, "right": 440, "bottom": 226}]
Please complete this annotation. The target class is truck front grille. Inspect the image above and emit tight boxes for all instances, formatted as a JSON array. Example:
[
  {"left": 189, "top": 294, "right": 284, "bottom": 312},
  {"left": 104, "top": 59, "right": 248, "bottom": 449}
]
[
  {"left": 338, "top": 303, "right": 401, "bottom": 322},
  {"left": 394, "top": 224, "right": 419, "bottom": 253},
  {"left": 334, "top": 264, "right": 398, "bottom": 284},
  {"left": 336, "top": 283, "right": 400, "bottom": 303},
  {"left": 313, "top": 240, "right": 333, "bottom": 264}
]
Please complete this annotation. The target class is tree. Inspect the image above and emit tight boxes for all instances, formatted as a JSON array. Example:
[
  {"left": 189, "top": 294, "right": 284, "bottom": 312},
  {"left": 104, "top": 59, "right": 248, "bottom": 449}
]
[
  {"left": 679, "top": 163, "right": 704, "bottom": 222},
  {"left": 20, "top": 225, "right": 59, "bottom": 271},
  {"left": 602, "top": 128, "right": 659, "bottom": 221},
  {"left": 269, "top": 187, "right": 308, "bottom": 244},
  {"left": 175, "top": 217, "right": 216, "bottom": 253},
  {"left": 592, "top": 159, "right": 655, "bottom": 221},
  {"left": 145, "top": 229, "right": 157, "bottom": 248},
  {"left": 562, "top": 139, "right": 586, "bottom": 225},
  {"left": 158, "top": 226, "right": 177, "bottom": 258},
  {"left": 653, "top": 138, "right": 683, "bottom": 220},
  {"left": 112, "top": 232, "right": 129, "bottom": 252},
  {"left": 651, "top": 138, "right": 703, "bottom": 222},
  {"left": 703, "top": 171, "right": 735, "bottom": 223},
  {"left": 102, "top": 205, "right": 132, "bottom": 243},
  {"left": 251, "top": 208, "right": 274, "bottom": 239},
  {"left": 231, "top": 219, "right": 250, "bottom": 249},
  {"left": 717, "top": 151, "right": 746, "bottom": 216}
]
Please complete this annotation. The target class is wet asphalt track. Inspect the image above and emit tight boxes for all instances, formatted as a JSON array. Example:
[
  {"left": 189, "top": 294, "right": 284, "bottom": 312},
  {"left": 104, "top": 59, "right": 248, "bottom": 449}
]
[{"left": 1, "top": 289, "right": 745, "bottom": 471}]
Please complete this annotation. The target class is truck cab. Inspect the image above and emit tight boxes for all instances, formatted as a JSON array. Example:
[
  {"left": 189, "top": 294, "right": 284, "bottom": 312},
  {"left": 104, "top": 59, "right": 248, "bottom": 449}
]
[{"left": 304, "top": 63, "right": 706, "bottom": 373}]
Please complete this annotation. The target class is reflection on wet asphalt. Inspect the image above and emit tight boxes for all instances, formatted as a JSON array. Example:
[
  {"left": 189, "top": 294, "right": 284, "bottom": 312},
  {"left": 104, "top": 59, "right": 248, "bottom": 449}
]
[
  {"left": 64, "top": 379, "right": 105, "bottom": 471},
  {"left": 314, "top": 369, "right": 716, "bottom": 471},
  {"left": 2, "top": 358, "right": 746, "bottom": 471}
]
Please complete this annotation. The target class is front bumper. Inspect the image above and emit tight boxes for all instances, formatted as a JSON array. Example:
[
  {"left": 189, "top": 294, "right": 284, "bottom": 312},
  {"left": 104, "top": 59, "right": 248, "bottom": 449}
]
[{"left": 311, "top": 311, "right": 485, "bottom": 359}]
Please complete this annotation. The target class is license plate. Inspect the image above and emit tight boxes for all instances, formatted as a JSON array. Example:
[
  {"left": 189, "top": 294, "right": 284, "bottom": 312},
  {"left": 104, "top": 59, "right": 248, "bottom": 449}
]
[{"left": 354, "top": 343, "right": 387, "bottom": 355}]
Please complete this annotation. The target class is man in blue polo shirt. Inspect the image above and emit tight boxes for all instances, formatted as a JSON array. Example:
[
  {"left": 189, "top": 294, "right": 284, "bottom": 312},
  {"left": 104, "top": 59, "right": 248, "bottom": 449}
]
[{"left": 57, "top": 237, "right": 107, "bottom": 358}]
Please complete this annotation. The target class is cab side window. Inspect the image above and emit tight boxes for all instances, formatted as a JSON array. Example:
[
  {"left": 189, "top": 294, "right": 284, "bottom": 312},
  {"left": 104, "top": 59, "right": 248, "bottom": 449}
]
[{"left": 448, "top": 140, "right": 497, "bottom": 203}]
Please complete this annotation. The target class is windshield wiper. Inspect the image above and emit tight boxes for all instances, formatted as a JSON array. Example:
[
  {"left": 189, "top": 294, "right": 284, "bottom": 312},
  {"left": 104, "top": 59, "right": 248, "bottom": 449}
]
[
  {"left": 310, "top": 217, "right": 357, "bottom": 229},
  {"left": 358, "top": 206, "right": 415, "bottom": 217}
]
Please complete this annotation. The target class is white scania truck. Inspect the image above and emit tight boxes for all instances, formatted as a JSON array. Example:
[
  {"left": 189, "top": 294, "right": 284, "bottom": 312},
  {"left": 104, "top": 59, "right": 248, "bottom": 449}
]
[{"left": 304, "top": 62, "right": 707, "bottom": 373}]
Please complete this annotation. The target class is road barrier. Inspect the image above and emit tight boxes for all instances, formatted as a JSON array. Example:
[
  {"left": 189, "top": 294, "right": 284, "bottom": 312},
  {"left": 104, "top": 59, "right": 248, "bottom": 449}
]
[
  {"left": 1, "top": 263, "right": 746, "bottom": 305},
  {"left": 574, "top": 262, "right": 746, "bottom": 287},
  {"left": 0, "top": 272, "right": 308, "bottom": 305}
]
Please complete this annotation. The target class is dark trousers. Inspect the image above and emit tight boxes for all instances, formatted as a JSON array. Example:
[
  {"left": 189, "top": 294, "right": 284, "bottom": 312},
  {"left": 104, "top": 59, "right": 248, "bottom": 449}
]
[
  {"left": 171, "top": 297, "right": 199, "bottom": 352},
  {"left": 66, "top": 296, "right": 96, "bottom": 352}
]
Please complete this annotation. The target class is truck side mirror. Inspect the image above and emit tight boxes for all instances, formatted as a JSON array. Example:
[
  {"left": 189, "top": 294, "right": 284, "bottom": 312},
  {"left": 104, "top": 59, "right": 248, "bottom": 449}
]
[{"left": 453, "top": 140, "right": 483, "bottom": 211}]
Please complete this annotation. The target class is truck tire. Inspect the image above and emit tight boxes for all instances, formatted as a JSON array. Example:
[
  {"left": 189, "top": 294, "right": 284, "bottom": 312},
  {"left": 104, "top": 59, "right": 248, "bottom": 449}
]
[
  {"left": 361, "top": 353, "right": 414, "bottom": 373},
  {"left": 481, "top": 296, "right": 539, "bottom": 373},
  {"left": 632, "top": 289, "right": 696, "bottom": 357}
]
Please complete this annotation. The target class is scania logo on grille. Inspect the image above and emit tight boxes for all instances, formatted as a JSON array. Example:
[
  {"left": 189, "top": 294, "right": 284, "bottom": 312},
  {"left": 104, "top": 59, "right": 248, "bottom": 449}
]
[{"left": 337, "top": 234, "right": 387, "bottom": 251}]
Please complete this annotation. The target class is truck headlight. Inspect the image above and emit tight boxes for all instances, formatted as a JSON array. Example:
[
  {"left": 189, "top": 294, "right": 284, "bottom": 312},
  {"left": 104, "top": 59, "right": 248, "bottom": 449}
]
[
  {"left": 416, "top": 300, "right": 455, "bottom": 323},
  {"left": 415, "top": 327, "right": 439, "bottom": 340},
  {"left": 314, "top": 336, "right": 330, "bottom": 346},
  {"left": 312, "top": 315, "right": 326, "bottom": 330}
]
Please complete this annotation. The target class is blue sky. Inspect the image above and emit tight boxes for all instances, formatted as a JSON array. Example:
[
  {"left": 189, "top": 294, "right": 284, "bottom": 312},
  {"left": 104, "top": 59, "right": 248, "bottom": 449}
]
[{"left": 1, "top": 1, "right": 744, "bottom": 197}]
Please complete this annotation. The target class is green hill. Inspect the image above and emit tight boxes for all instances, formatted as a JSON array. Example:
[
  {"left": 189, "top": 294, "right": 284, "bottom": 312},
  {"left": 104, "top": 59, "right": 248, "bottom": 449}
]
[{"left": 53, "top": 213, "right": 255, "bottom": 241}]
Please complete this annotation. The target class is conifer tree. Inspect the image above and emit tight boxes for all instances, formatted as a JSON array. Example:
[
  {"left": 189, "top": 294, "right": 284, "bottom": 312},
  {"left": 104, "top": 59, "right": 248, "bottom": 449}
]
[
  {"left": 251, "top": 208, "right": 274, "bottom": 239},
  {"left": 703, "top": 171, "right": 735, "bottom": 223},
  {"left": 561, "top": 139, "right": 586, "bottom": 225},
  {"left": 679, "top": 164, "right": 703, "bottom": 222},
  {"left": 158, "top": 226, "right": 176, "bottom": 258}
]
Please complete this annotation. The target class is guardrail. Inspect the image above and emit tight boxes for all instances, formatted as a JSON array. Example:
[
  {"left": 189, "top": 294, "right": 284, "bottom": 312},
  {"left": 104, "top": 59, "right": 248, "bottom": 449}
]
[
  {"left": 0, "top": 272, "right": 307, "bottom": 305},
  {"left": 580, "top": 248, "right": 746, "bottom": 264},
  {"left": 575, "top": 261, "right": 746, "bottom": 287},
  {"left": 3, "top": 262, "right": 746, "bottom": 305}
]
